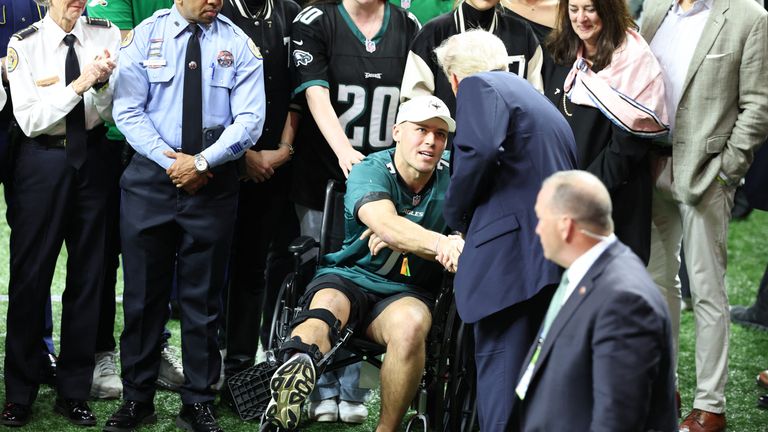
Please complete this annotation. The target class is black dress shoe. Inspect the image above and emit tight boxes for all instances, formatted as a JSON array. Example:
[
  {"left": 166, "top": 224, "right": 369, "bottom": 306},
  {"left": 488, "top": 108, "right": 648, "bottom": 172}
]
[
  {"left": 175, "top": 402, "right": 222, "bottom": 432},
  {"left": 53, "top": 398, "right": 96, "bottom": 426},
  {"left": 1, "top": 402, "right": 31, "bottom": 427},
  {"left": 103, "top": 400, "right": 156, "bottom": 432},
  {"left": 40, "top": 353, "right": 58, "bottom": 387}
]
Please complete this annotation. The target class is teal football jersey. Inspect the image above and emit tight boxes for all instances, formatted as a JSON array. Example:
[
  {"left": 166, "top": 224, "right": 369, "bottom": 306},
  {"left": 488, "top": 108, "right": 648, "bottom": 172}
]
[{"left": 315, "top": 148, "right": 450, "bottom": 295}]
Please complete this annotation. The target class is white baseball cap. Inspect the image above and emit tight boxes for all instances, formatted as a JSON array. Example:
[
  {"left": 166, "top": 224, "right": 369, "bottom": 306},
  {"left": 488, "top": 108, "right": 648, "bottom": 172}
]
[{"left": 395, "top": 95, "right": 456, "bottom": 132}]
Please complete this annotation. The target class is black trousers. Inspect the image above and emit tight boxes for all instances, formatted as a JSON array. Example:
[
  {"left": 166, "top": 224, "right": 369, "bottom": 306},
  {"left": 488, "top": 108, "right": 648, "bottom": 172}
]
[
  {"left": 119, "top": 155, "right": 237, "bottom": 404},
  {"left": 5, "top": 134, "right": 110, "bottom": 404},
  {"left": 223, "top": 168, "right": 299, "bottom": 377},
  {"left": 95, "top": 139, "right": 126, "bottom": 353}
]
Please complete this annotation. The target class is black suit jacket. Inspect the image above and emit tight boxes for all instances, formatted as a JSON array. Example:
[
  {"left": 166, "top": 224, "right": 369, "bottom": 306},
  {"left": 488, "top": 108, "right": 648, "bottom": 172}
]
[{"left": 515, "top": 241, "right": 677, "bottom": 432}]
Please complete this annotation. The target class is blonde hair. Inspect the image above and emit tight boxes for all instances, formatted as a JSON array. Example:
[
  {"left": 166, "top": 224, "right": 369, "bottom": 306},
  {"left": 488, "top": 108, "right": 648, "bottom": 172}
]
[{"left": 434, "top": 29, "right": 509, "bottom": 81}]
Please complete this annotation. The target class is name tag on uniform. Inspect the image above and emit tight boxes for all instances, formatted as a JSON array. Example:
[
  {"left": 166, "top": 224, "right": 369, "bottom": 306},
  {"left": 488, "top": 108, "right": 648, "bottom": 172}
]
[
  {"left": 143, "top": 58, "right": 167, "bottom": 68},
  {"left": 35, "top": 76, "right": 60, "bottom": 87}
]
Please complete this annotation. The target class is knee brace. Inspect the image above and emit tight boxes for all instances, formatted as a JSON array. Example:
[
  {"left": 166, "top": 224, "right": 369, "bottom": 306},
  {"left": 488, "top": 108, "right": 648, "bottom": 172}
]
[{"left": 290, "top": 308, "right": 344, "bottom": 346}]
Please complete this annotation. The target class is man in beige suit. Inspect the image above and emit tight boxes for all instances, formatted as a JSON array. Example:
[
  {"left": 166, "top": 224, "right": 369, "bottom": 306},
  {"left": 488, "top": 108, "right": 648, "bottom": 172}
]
[{"left": 641, "top": 0, "right": 768, "bottom": 430}]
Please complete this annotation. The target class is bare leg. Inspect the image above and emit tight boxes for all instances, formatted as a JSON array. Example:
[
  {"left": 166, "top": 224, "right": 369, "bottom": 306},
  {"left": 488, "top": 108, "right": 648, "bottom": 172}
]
[
  {"left": 291, "top": 288, "right": 351, "bottom": 353},
  {"left": 366, "top": 297, "right": 432, "bottom": 432}
]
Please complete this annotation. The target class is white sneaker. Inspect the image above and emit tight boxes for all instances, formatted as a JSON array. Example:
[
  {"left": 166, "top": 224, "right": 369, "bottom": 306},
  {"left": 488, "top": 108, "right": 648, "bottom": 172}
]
[
  {"left": 338, "top": 400, "right": 368, "bottom": 424},
  {"left": 156, "top": 345, "right": 184, "bottom": 391},
  {"left": 212, "top": 349, "right": 225, "bottom": 392},
  {"left": 264, "top": 353, "right": 316, "bottom": 429},
  {"left": 90, "top": 351, "right": 122, "bottom": 399},
  {"left": 308, "top": 399, "right": 338, "bottom": 422}
]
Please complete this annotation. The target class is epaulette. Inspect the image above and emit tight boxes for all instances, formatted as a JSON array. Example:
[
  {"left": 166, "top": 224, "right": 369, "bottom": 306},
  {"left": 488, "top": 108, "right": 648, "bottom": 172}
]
[
  {"left": 12, "top": 25, "right": 38, "bottom": 41},
  {"left": 85, "top": 17, "right": 112, "bottom": 28}
]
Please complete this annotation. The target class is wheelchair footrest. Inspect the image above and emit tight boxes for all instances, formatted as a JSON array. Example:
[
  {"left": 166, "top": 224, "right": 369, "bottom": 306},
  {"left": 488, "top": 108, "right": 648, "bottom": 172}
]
[{"left": 227, "top": 360, "right": 280, "bottom": 421}]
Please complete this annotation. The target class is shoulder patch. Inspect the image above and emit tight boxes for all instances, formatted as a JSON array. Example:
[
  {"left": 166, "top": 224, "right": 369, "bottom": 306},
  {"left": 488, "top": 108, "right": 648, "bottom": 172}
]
[
  {"left": 12, "top": 25, "right": 39, "bottom": 41},
  {"left": 247, "top": 38, "right": 262, "bottom": 59},
  {"left": 6, "top": 48, "right": 19, "bottom": 73},
  {"left": 120, "top": 30, "right": 134, "bottom": 48},
  {"left": 86, "top": 17, "right": 112, "bottom": 27}
]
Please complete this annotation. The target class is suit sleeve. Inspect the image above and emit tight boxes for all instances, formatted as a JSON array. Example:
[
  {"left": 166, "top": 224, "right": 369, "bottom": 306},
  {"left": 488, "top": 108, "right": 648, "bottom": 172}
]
[
  {"left": 590, "top": 290, "right": 666, "bottom": 431},
  {"left": 720, "top": 13, "right": 768, "bottom": 180},
  {"left": 443, "top": 76, "right": 506, "bottom": 233},
  {"left": 586, "top": 124, "right": 650, "bottom": 192}
]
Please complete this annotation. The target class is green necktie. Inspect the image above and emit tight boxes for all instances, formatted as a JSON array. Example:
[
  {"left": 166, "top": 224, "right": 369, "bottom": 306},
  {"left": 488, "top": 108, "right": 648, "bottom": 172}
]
[{"left": 540, "top": 271, "right": 569, "bottom": 341}]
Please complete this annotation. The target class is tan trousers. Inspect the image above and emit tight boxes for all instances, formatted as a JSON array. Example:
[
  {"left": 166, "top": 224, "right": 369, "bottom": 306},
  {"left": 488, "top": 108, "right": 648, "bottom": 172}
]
[{"left": 647, "top": 156, "right": 734, "bottom": 414}]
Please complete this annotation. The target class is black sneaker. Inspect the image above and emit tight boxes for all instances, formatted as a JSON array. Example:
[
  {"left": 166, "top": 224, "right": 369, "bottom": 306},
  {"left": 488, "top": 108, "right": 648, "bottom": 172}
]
[
  {"left": 175, "top": 402, "right": 222, "bottom": 432},
  {"left": 730, "top": 305, "right": 768, "bottom": 331},
  {"left": 263, "top": 353, "right": 316, "bottom": 430},
  {"left": 103, "top": 400, "right": 156, "bottom": 432}
]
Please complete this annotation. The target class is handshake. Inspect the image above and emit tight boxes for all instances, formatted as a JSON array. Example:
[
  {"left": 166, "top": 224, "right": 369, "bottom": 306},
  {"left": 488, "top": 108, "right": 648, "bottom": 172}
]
[{"left": 435, "top": 234, "right": 463, "bottom": 273}]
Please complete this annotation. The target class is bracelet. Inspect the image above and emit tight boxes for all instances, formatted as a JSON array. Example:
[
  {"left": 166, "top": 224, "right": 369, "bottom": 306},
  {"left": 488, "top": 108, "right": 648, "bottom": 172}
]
[{"left": 278, "top": 142, "right": 294, "bottom": 156}]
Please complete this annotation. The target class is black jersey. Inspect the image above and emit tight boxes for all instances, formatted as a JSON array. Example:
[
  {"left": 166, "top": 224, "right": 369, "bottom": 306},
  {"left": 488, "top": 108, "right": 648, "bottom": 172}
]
[
  {"left": 290, "top": 2, "right": 420, "bottom": 210},
  {"left": 400, "top": 2, "right": 543, "bottom": 117}
]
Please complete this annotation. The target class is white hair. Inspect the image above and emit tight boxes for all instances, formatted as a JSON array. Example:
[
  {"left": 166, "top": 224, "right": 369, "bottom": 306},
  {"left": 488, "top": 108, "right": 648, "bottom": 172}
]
[{"left": 434, "top": 29, "right": 509, "bottom": 81}]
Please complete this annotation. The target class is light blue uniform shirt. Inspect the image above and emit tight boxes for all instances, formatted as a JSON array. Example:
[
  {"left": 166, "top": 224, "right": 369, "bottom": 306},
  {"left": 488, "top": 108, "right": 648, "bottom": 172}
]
[{"left": 113, "top": 6, "right": 265, "bottom": 169}]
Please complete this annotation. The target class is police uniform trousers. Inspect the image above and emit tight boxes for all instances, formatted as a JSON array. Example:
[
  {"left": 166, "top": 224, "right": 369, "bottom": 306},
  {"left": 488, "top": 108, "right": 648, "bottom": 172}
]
[
  {"left": 473, "top": 285, "right": 553, "bottom": 431},
  {"left": 5, "top": 130, "right": 110, "bottom": 404},
  {"left": 223, "top": 165, "right": 298, "bottom": 377},
  {"left": 119, "top": 154, "right": 238, "bottom": 404},
  {"left": 94, "top": 139, "right": 129, "bottom": 354}
]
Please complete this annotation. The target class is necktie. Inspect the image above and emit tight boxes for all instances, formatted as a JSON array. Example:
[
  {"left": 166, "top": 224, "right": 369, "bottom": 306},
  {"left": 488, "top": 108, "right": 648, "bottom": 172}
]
[
  {"left": 63, "top": 34, "right": 87, "bottom": 169},
  {"left": 540, "top": 271, "right": 569, "bottom": 341},
  {"left": 181, "top": 24, "right": 202, "bottom": 155}
]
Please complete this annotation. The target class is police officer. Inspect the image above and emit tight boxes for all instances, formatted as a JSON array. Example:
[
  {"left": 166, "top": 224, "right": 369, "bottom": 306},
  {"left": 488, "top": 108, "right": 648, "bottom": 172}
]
[
  {"left": 0, "top": 1, "right": 58, "bottom": 389},
  {"left": 107, "top": 0, "right": 265, "bottom": 429},
  {"left": 2, "top": 0, "right": 120, "bottom": 426}
]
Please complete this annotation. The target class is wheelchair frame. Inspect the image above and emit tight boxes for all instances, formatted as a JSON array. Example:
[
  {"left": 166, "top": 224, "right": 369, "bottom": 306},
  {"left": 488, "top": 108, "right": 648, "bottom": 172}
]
[{"left": 229, "top": 180, "right": 477, "bottom": 431}]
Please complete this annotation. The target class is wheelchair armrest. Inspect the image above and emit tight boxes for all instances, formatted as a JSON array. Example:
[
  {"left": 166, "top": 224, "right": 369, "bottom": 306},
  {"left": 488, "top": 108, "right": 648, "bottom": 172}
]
[{"left": 288, "top": 235, "right": 319, "bottom": 255}]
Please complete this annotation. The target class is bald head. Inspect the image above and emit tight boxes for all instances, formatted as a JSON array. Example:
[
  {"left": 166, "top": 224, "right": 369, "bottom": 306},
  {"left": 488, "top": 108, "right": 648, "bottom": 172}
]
[
  {"left": 535, "top": 171, "right": 614, "bottom": 268},
  {"left": 542, "top": 171, "right": 614, "bottom": 235}
]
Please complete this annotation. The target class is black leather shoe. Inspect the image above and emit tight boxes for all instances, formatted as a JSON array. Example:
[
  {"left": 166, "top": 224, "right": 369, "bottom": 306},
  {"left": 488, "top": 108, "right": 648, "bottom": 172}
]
[
  {"left": 103, "top": 400, "right": 156, "bottom": 432},
  {"left": 1, "top": 402, "right": 31, "bottom": 427},
  {"left": 730, "top": 305, "right": 768, "bottom": 331},
  {"left": 759, "top": 394, "right": 768, "bottom": 409},
  {"left": 41, "top": 353, "right": 58, "bottom": 387},
  {"left": 175, "top": 402, "right": 222, "bottom": 432},
  {"left": 53, "top": 398, "right": 96, "bottom": 426}
]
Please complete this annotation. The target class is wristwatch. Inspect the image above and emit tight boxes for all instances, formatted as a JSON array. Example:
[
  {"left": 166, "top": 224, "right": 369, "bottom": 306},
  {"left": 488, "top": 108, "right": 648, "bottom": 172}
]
[{"left": 194, "top": 153, "right": 209, "bottom": 174}]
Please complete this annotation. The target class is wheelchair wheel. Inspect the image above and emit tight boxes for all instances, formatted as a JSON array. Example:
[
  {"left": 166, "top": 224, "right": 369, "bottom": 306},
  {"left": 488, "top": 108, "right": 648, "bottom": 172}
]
[
  {"left": 267, "top": 272, "right": 300, "bottom": 352},
  {"left": 446, "top": 321, "right": 477, "bottom": 432}
]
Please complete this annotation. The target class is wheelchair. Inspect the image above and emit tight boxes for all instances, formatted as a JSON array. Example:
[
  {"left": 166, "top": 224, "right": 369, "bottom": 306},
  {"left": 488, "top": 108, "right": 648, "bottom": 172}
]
[{"left": 227, "top": 180, "right": 477, "bottom": 431}]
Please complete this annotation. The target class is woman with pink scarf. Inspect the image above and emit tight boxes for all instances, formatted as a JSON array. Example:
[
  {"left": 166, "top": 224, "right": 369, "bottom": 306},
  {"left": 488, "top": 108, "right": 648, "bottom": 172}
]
[{"left": 544, "top": 0, "right": 668, "bottom": 264}]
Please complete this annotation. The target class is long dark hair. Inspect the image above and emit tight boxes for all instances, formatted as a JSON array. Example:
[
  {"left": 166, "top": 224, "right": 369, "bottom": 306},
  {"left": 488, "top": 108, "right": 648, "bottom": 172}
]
[{"left": 545, "top": 0, "right": 637, "bottom": 71}]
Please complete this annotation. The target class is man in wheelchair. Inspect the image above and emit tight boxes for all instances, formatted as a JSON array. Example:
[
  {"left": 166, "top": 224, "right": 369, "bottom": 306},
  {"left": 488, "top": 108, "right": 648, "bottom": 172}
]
[{"left": 263, "top": 95, "right": 463, "bottom": 431}]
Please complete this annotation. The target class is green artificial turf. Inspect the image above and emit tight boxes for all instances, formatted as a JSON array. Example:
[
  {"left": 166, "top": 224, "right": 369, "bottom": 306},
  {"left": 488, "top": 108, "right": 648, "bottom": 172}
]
[{"left": 0, "top": 185, "right": 767, "bottom": 431}]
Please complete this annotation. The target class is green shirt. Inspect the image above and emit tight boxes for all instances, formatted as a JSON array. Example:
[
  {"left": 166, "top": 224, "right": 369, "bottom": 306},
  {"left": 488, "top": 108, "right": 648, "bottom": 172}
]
[
  {"left": 86, "top": 0, "right": 173, "bottom": 141},
  {"left": 314, "top": 148, "right": 450, "bottom": 295},
  {"left": 389, "top": 0, "right": 455, "bottom": 24}
]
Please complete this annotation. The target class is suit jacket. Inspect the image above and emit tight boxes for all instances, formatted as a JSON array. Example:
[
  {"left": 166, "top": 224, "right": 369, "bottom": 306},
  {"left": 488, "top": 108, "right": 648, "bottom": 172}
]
[
  {"left": 641, "top": 0, "right": 768, "bottom": 205},
  {"left": 444, "top": 71, "right": 577, "bottom": 323},
  {"left": 516, "top": 241, "right": 677, "bottom": 432}
]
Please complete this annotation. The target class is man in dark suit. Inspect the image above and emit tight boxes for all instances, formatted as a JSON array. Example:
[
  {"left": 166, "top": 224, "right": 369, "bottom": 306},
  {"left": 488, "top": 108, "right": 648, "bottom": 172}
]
[
  {"left": 514, "top": 170, "right": 677, "bottom": 431},
  {"left": 433, "top": 30, "right": 577, "bottom": 430}
]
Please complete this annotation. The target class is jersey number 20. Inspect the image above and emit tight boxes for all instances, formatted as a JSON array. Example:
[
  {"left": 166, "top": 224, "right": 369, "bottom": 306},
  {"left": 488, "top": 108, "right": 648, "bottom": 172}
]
[{"left": 338, "top": 85, "right": 400, "bottom": 150}]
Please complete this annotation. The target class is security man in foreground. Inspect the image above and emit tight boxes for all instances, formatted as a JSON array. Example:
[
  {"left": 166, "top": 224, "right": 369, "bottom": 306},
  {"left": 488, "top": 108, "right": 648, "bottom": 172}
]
[{"left": 108, "top": 0, "right": 265, "bottom": 430}]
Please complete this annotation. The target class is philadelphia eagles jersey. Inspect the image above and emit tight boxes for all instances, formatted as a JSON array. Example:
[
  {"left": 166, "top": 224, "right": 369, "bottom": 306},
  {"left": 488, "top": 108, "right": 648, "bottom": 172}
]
[
  {"left": 400, "top": 1, "right": 543, "bottom": 117},
  {"left": 314, "top": 148, "right": 450, "bottom": 295},
  {"left": 290, "top": 1, "right": 421, "bottom": 210}
]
